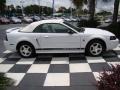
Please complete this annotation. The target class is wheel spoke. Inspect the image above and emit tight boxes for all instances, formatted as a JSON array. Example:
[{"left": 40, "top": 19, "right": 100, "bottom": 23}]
[
  {"left": 97, "top": 48, "right": 102, "bottom": 52},
  {"left": 20, "top": 45, "right": 32, "bottom": 57},
  {"left": 24, "top": 52, "right": 28, "bottom": 56},
  {"left": 90, "top": 42, "right": 103, "bottom": 56},
  {"left": 22, "top": 45, "right": 26, "bottom": 49},
  {"left": 95, "top": 43, "right": 99, "bottom": 47}
]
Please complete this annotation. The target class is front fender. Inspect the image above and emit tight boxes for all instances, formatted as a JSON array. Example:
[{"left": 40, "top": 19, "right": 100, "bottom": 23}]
[{"left": 81, "top": 34, "right": 107, "bottom": 49}]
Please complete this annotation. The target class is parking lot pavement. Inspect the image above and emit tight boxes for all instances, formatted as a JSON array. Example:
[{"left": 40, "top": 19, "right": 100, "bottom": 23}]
[{"left": 0, "top": 45, "right": 120, "bottom": 90}]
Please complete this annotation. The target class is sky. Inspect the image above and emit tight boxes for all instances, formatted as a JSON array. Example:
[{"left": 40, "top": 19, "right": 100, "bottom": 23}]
[
  {"left": 6, "top": 0, "right": 72, "bottom": 10},
  {"left": 6, "top": 0, "right": 120, "bottom": 12}
]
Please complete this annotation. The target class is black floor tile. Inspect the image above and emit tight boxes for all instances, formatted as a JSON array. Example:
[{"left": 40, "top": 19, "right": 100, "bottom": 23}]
[
  {"left": 1, "top": 58, "right": 20, "bottom": 64},
  {"left": 69, "top": 59, "right": 87, "bottom": 63},
  {"left": 103, "top": 57, "right": 120, "bottom": 62},
  {"left": 8, "top": 52, "right": 21, "bottom": 58},
  {"left": 3, "top": 53, "right": 13, "bottom": 58},
  {"left": 19, "top": 73, "right": 46, "bottom": 86},
  {"left": 70, "top": 73, "right": 97, "bottom": 86},
  {"left": 70, "top": 86, "right": 97, "bottom": 90},
  {"left": 48, "top": 64, "right": 69, "bottom": 73},
  {"left": 69, "top": 54, "right": 86, "bottom": 60},
  {"left": 89, "top": 63, "right": 111, "bottom": 72},
  {"left": 0, "top": 53, "right": 6, "bottom": 58},
  {"left": 102, "top": 51, "right": 117, "bottom": 58},
  {"left": 34, "top": 57, "right": 52, "bottom": 64},
  {"left": 8, "top": 65, "right": 31, "bottom": 73}
]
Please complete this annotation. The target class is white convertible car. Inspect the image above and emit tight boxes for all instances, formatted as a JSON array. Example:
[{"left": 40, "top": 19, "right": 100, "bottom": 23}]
[{"left": 4, "top": 19, "right": 119, "bottom": 57}]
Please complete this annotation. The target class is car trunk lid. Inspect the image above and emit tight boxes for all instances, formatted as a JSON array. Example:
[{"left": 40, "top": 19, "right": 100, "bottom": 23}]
[{"left": 6, "top": 27, "right": 23, "bottom": 33}]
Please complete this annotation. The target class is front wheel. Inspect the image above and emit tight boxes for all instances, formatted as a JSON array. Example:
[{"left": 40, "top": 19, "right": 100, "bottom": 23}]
[
  {"left": 86, "top": 41, "right": 105, "bottom": 56},
  {"left": 18, "top": 43, "right": 35, "bottom": 58}
]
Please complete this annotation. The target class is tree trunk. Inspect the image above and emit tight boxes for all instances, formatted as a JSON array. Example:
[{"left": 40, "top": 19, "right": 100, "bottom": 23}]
[
  {"left": 112, "top": 0, "right": 120, "bottom": 23},
  {"left": 89, "top": 0, "right": 96, "bottom": 20}
]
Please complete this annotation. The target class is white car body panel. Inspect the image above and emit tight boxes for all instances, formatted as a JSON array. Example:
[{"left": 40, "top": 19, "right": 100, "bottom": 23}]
[
  {"left": 37, "top": 33, "right": 81, "bottom": 48},
  {"left": 4, "top": 19, "right": 119, "bottom": 54},
  {"left": 36, "top": 49, "right": 84, "bottom": 53}
]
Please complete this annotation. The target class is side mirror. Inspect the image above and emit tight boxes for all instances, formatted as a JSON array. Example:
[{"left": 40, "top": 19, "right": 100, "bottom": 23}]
[{"left": 68, "top": 30, "right": 74, "bottom": 34}]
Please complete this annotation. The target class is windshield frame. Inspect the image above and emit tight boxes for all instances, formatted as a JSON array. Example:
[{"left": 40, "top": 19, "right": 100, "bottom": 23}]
[{"left": 63, "top": 21, "right": 84, "bottom": 32}]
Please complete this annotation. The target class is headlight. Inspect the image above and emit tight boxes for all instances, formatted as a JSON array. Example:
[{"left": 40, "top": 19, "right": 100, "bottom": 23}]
[{"left": 110, "top": 36, "right": 117, "bottom": 40}]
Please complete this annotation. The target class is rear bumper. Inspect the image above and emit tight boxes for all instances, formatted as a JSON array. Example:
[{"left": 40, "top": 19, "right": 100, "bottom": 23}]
[{"left": 4, "top": 40, "right": 16, "bottom": 52}]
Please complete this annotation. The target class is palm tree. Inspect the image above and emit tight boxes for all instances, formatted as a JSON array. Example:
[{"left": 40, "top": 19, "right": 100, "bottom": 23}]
[
  {"left": 71, "top": 0, "right": 84, "bottom": 16},
  {"left": 102, "top": 0, "right": 120, "bottom": 23},
  {"left": 71, "top": 0, "right": 84, "bottom": 9},
  {"left": 88, "top": 0, "right": 96, "bottom": 20},
  {"left": 0, "top": 73, "right": 14, "bottom": 90},
  {"left": 112, "top": 0, "right": 120, "bottom": 23},
  {"left": 0, "top": 0, "right": 6, "bottom": 15},
  {"left": 72, "top": 0, "right": 96, "bottom": 20}
]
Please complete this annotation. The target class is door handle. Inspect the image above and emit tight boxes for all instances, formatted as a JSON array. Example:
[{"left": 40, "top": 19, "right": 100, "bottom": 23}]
[{"left": 44, "top": 36, "right": 49, "bottom": 38}]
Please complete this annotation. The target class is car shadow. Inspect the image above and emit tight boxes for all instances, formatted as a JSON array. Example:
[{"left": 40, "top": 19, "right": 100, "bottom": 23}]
[{"left": 1, "top": 50, "right": 119, "bottom": 61}]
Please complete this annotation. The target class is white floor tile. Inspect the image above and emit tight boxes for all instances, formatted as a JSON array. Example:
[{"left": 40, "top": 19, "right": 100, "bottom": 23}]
[
  {"left": 0, "top": 64, "right": 14, "bottom": 73},
  {"left": 44, "top": 73, "right": 70, "bottom": 86},
  {"left": 69, "top": 63, "right": 92, "bottom": 73},
  {"left": 27, "top": 64, "right": 50, "bottom": 73},
  {"left": 93, "top": 72, "right": 101, "bottom": 81},
  {"left": 87, "top": 57, "right": 106, "bottom": 63},
  {"left": 5, "top": 73, "right": 25, "bottom": 86},
  {"left": 51, "top": 57, "right": 69, "bottom": 64},
  {"left": 118, "top": 55, "right": 120, "bottom": 58},
  {"left": 0, "top": 58, "right": 6, "bottom": 63},
  {"left": 108, "top": 62, "right": 120, "bottom": 66},
  {"left": 16, "top": 58, "right": 35, "bottom": 64},
  {"left": 3, "top": 50, "right": 12, "bottom": 54}
]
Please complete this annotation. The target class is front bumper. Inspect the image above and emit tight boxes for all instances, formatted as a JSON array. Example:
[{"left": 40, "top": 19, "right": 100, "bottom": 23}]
[{"left": 107, "top": 39, "right": 119, "bottom": 50}]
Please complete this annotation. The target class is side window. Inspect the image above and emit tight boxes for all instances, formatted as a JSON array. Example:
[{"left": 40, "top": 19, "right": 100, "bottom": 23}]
[
  {"left": 50, "top": 24, "right": 73, "bottom": 33},
  {"left": 33, "top": 24, "right": 53, "bottom": 33}
]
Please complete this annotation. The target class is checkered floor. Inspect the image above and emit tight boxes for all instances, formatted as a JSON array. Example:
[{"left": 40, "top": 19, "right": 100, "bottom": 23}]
[{"left": 0, "top": 46, "right": 120, "bottom": 87}]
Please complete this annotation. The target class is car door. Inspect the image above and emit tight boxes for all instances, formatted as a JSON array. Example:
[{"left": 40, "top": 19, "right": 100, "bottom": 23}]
[{"left": 33, "top": 23, "right": 81, "bottom": 49}]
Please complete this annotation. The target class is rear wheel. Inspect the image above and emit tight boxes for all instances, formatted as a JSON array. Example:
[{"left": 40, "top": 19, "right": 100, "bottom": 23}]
[
  {"left": 18, "top": 43, "right": 35, "bottom": 58},
  {"left": 86, "top": 40, "right": 106, "bottom": 56}
]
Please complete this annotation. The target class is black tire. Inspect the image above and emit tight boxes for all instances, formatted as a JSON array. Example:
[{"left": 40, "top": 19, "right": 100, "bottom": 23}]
[
  {"left": 17, "top": 42, "right": 35, "bottom": 58},
  {"left": 85, "top": 40, "right": 106, "bottom": 56}
]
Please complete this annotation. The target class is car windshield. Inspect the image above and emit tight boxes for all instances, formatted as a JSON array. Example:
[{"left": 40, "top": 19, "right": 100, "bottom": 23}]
[{"left": 63, "top": 22, "right": 84, "bottom": 32}]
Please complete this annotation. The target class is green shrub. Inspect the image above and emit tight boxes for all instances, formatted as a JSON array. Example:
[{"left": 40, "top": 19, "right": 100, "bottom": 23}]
[
  {"left": 98, "top": 65, "right": 120, "bottom": 90},
  {"left": 0, "top": 73, "right": 14, "bottom": 90}
]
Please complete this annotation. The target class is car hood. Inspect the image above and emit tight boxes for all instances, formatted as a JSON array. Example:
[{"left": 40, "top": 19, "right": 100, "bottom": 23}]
[{"left": 84, "top": 28, "right": 114, "bottom": 36}]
